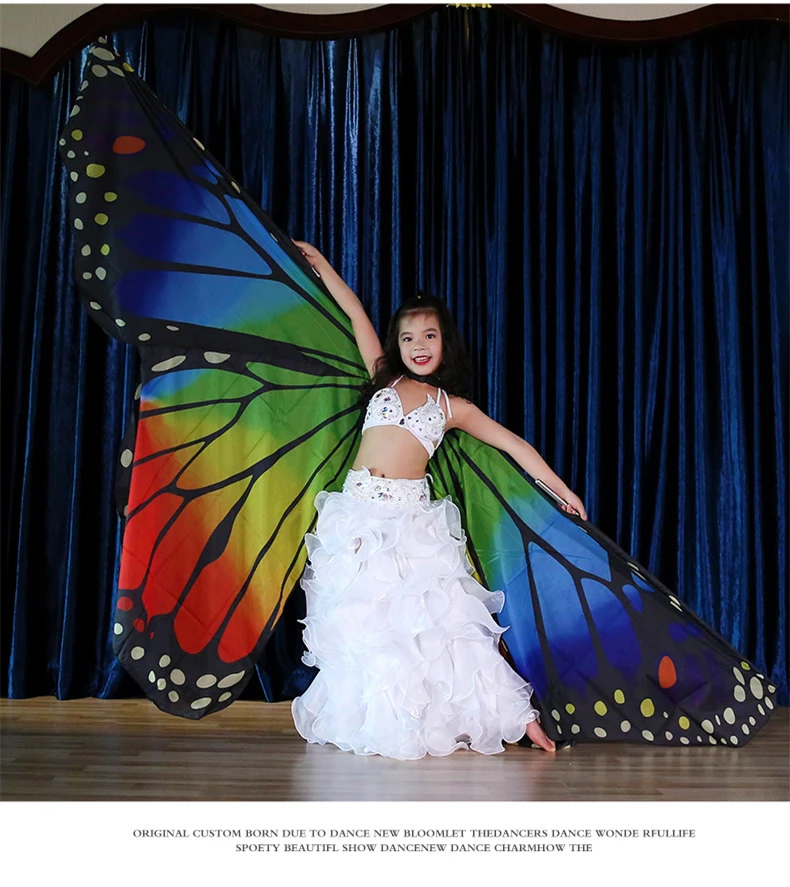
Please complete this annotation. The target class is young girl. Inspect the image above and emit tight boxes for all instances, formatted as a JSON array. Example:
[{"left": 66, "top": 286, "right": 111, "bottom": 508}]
[{"left": 290, "top": 241, "right": 587, "bottom": 759}]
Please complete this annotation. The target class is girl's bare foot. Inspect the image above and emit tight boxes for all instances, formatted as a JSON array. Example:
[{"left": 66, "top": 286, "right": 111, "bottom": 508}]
[{"left": 525, "top": 719, "right": 556, "bottom": 752}]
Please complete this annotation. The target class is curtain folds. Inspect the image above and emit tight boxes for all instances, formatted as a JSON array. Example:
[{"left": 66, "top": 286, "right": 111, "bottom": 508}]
[{"left": 2, "top": 8, "right": 787, "bottom": 704}]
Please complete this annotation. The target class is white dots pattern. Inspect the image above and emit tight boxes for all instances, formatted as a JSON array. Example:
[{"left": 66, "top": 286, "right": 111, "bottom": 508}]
[
  {"left": 197, "top": 674, "right": 218, "bottom": 689},
  {"left": 217, "top": 671, "right": 245, "bottom": 689},
  {"left": 152, "top": 356, "right": 186, "bottom": 372}
]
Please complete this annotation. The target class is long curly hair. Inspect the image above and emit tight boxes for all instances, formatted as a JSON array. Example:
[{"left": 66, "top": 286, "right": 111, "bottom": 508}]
[{"left": 359, "top": 293, "right": 475, "bottom": 404}]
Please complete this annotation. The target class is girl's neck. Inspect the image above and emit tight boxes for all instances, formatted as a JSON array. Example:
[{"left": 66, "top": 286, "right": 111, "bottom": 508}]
[{"left": 401, "top": 366, "right": 443, "bottom": 387}]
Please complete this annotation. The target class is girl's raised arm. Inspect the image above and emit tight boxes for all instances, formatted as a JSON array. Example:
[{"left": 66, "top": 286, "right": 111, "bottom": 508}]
[
  {"left": 451, "top": 398, "right": 588, "bottom": 520},
  {"left": 293, "top": 240, "right": 384, "bottom": 377}
]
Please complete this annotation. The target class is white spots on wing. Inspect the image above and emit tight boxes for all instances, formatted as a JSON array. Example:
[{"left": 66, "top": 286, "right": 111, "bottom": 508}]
[
  {"left": 191, "top": 698, "right": 212, "bottom": 710},
  {"left": 159, "top": 655, "right": 171, "bottom": 668},
  {"left": 130, "top": 646, "right": 145, "bottom": 660},
  {"left": 115, "top": 318, "right": 125, "bottom": 327},
  {"left": 217, "top": 671, "right": 245, "bottom": 689},
  {"left": 204, "top": 352, "right": 230, "bottom": 364},
  {"left": 196, "top": 674, "right": 217, "bottom": 689},
  {"left": 75, "top": 192, "right": 87, "bottom": 204},
  {"left": 92, "top": 64, "right": 108, "bottom": 77},
  {"left": 166, "top": 325, "right": 179, "bottom": 331},
  {"left": 113, "top": 623, "right": 123, "bottom": 635},
  {"left": 170, "top": 669, "right": 186, "bottom": 686},
  {"left": 152, "top": 355, "right": 186, "bottom": 372},
  {"left": 138, "top": 333, "right": 151, "bottom": 342},
  {"left": 120, "top": 449, "right": 133, "bottom": 468},
  {"left": 89, "top": 301, "right": 101, "bottom": 310}
]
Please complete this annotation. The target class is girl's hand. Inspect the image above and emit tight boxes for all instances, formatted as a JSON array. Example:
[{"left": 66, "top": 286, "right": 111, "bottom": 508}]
[
  {"left": 561, "top": 490, "right": 587, "bottom": 521},
  {"left": 292, "top": 240, "right": 328, "bottom": 273}
]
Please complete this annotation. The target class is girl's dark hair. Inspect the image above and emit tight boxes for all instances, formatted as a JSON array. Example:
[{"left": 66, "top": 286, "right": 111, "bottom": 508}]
[{"left": 360, "top": 293, "right": 474, "bottom": 403}]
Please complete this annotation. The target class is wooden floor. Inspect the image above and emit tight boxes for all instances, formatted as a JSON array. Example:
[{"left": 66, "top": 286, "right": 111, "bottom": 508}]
[{"left": 1, "top": 698, "right": 787, "bottom": 802}]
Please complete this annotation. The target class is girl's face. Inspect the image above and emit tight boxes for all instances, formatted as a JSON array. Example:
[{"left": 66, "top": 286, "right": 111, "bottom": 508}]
[{"left": 397, "top": 311, "right": 443, "bottom": 376}]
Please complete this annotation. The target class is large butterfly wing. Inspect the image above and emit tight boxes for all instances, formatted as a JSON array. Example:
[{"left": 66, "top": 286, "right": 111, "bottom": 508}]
[
  {"left": 59, "top": 45, "right": 367, "bottom": 718},
  {"left": 430, "top": 433, "right": 778, "bottom": 745}
]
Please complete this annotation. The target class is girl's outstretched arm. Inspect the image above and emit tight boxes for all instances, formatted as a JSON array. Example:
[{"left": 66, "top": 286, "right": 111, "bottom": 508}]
[
  {"left": 451, "top": 399, "right": 588, "bottom": 520},
  {"left": 293, "top": 240, "right": 384, "bottom": 377}
]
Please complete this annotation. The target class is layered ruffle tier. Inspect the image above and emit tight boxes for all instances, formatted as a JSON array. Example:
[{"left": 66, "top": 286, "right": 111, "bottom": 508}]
[{"left": 291, "top": 468, "right": 539, "bottom": 760}]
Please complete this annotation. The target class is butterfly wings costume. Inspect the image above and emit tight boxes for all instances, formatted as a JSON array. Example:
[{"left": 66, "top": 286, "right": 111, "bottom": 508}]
[{"left": 59, "top": 46, "right": 777, "bottom": 749}]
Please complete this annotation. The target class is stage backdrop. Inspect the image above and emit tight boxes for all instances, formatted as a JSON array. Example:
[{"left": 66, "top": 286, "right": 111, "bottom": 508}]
[{"left": 1, "top": 6, "right": 787, "bottom": 704}]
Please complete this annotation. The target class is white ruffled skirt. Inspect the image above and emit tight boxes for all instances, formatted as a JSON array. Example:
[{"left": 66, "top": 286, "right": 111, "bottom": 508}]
[{"left": 291, "top": 467, "right": 539, "bottom": 760}]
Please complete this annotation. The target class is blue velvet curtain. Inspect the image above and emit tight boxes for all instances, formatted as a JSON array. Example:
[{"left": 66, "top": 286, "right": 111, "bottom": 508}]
[{"left": 2, "top": 8, "right": 787, "bottom": 704}]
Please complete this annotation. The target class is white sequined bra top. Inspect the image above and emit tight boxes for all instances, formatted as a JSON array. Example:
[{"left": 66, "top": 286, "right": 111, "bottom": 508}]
[{"left": 362, "top": 376, "right": 453, "bottom": 457}]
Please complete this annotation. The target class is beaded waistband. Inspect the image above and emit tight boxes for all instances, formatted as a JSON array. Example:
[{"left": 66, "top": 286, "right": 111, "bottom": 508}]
[{"left": 342, "top": 466, "right": 432, "bottom": 505}]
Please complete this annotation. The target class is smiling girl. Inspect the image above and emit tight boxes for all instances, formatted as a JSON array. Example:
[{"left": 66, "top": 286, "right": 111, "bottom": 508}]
[{"left": 289, "top": 242, "right": 589, "bottom": 760}]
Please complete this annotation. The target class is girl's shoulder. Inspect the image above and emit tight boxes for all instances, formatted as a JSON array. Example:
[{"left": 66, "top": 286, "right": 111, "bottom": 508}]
[{"left": 441, "top": 391, "right": 476, "bottom": 430}]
